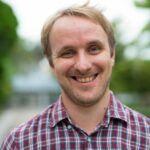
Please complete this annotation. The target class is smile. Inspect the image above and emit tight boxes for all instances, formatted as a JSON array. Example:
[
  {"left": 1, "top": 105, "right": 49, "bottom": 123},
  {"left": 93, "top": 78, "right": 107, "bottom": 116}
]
[{"left": 72, "top": 74, "right": 98, "bottom": 83}]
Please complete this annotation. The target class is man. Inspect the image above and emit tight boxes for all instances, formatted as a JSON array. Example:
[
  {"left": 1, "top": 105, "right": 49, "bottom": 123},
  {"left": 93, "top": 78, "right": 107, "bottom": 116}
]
[{"left": 1, "top": 3, "right": 150, "bottom": 150}]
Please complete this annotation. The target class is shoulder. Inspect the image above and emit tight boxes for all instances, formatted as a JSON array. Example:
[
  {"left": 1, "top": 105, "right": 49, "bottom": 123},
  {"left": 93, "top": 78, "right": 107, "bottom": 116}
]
[
  {"left": 112, "top": 93, "right": 150, "bottom": 127},
  {"left": 0, "top": 103, "right": 55, "bottom": 149},
  {"left": 15, "top": 103, "right": 55, "bottom": 133},
  {"left": 124, "top": 104, "right": 150, "bottom": 130}
]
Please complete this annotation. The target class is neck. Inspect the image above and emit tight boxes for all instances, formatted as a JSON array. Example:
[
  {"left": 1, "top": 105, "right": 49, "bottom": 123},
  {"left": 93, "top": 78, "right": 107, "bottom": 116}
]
[{"left": 62, "top": 90, "right": 111, "bottom": 135}]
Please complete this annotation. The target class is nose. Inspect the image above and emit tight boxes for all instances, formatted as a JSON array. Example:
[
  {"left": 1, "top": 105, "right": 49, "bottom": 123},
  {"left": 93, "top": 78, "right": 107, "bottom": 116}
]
[{"left": 74, "top": 51, "right": 92, "bottom": 74}]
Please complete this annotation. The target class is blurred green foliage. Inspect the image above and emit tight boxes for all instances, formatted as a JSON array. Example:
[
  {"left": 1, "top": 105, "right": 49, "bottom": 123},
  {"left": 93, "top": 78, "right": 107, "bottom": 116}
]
[
  {"left": 111, "top": 0, "right": 150, "bottom": 117},
  {"left": 0, "top": 1, "right": 18, "bottom": 108},
  {"left": 111, "top": 0, "right": 150, "bottom": 94},
  {"left": 127, "top": 101, "right": 150, "bottom": 117},
  {"left": 11, "top": 40, "right": 43, "bottom": 74},
  {"left": 112, "top": 60, "right": 150, "bottom": 93},
  {"left": 135, "top": 0, "right": 150, "bottom": 8}
]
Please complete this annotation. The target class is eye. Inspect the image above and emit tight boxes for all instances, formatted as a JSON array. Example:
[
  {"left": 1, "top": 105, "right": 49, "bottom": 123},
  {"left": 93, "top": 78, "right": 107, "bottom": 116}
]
[
  {"left": 88, "top": 45, "right": 101, "bottom": 54},
  {"left": 60, "top": 49, "right": 75, "bottom": 58}
]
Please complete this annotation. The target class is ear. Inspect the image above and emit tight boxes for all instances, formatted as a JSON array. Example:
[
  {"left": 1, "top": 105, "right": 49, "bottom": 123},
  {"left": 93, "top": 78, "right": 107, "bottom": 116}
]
[
  {"left": 49, "top": 60, "right": 54, "bottom": 68},
  {"left": 50, "top": 64, "right": 56, "bottom": 77},
  {"left": 46, "top": 55, "right": 54, "bottom": 68},
  {"left": 111, "top": 48, "right": 115, "bottom": 66},
  {"left": 49, "top": 58, "right": 57, "bottom": 71},
  {"left": 111, "top": 59, "right": 115, "bottom": 67}
]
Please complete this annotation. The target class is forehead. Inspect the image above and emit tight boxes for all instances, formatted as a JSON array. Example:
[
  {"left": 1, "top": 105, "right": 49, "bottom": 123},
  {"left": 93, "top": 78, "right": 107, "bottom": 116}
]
[
  {"left": 51, "top": 16, "right": 102, "bottom": 32},
  {"left": 50, "top": 16, "right": 108, "bottom": 43},
  {"left": 56, "top": 15, "right": 93, "bottom": 24}
]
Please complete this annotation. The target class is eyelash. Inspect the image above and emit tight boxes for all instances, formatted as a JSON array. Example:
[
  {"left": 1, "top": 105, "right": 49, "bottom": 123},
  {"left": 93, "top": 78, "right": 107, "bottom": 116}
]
[
  {"left": 60, "top": 50, "right": 75, "bottom": 58},
  {"left": 88, "top": 45, "right": 101, "bottom": 54}
]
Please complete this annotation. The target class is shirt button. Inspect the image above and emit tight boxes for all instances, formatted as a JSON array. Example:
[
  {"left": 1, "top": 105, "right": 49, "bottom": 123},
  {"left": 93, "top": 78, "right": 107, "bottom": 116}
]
[
  {"left": 67, "top": 125, "right": 72, "bottom": 129},
  {"left": 87, "top": 137, "right": 91, "bottom": 142}
]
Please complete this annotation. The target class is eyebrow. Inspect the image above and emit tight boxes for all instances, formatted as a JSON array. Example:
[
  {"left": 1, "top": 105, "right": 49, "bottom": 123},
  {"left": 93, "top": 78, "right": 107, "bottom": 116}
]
[
  {"left": 61, "top": 45, "right": 75, "bottom": 51},
  {"left": 86, "top": 40, "right": 104, "bottom": 46}
]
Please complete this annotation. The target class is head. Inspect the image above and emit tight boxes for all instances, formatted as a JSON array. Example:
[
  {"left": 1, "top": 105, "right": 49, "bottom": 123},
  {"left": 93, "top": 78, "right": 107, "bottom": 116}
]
[
  {"left": 41, "top": 3, "right": 115, "bottom": 67},
  {"left": 41, "top": 3, "right": 116, "bottom": 107}
]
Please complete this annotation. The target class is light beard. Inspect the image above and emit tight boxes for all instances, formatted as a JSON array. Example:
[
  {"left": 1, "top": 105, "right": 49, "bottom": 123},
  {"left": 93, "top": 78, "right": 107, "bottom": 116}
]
[{"left": 59, "top": 77, "right": 111, "bottom": 108}]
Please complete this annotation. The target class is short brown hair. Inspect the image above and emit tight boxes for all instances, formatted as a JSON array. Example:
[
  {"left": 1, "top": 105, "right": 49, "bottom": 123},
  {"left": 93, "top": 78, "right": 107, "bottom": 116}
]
[{"left": 41, "top": 3, "right": 115, "bottom": 66}]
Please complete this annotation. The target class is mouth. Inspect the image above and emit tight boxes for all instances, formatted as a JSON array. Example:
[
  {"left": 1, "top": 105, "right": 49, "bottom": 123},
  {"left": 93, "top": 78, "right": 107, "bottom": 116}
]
[{"left": 71, "top": 73, "right": 98, "bottom": 83}]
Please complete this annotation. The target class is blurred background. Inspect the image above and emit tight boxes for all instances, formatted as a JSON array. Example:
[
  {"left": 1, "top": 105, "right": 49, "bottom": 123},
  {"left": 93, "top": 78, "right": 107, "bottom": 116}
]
[{"left": 0, "top": 0, "right": 150, "bottom": 144}]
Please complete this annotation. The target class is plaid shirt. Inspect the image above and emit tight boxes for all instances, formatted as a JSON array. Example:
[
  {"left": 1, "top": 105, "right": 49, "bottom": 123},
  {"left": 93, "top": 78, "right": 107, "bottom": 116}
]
[{"left": 1, "top": 93, "right": 150, "bottom": 150}]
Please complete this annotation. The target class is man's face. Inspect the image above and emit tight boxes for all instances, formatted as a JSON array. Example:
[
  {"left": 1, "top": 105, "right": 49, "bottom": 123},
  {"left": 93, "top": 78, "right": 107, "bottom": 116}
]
[{"left": 49, "top": 16, "right": 115, "bottom": 107}]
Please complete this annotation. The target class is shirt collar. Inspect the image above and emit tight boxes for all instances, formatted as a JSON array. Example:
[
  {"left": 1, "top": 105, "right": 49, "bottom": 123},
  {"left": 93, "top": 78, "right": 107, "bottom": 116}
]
[
  {"left": 49, "top": 92, "right": 128, "bottom": 128},
  {"left": 101, "top": 92, "right": 128, "bottom": 127},
  {"left": 49, "top": 96, "right": 68, "bottom": 127}
]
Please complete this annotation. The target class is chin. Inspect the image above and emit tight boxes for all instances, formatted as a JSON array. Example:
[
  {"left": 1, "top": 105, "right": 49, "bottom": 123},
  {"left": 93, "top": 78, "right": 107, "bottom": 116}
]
[{"left": 71, "top": 95, "right": 101, "bottom": 107}]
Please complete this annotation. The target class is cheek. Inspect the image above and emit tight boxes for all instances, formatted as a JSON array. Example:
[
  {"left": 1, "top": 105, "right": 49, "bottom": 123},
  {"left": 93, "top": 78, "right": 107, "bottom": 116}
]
[
  {"left": 53, "top": 59, "right": 74, "bottom": 75},
  {"left": 95, "top": 56, "right": 108, "bottom": 66},
  {"left": 95, "top": 56, "right": 113, "bottom": 71}
]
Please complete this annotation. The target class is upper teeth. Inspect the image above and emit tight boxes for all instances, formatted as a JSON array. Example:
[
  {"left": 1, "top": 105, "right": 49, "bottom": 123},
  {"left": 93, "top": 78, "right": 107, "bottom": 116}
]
[{"left": 76, "top": 76, "right": 95, "bottom": 83}]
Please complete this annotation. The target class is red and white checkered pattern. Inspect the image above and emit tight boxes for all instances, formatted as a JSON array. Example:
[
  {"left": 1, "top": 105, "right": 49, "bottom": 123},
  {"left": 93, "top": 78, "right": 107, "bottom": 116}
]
[{"left": 1, "top": 93, "right": 150, "bottom": 149}]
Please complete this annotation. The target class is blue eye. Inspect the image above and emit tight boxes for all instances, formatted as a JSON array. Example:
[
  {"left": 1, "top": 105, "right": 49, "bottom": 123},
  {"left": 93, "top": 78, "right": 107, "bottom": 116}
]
[
  {"left": 88, "top": 45, "right": 101, "bottom": 54},
  {"left": 60, "top": 50, "right": 75, "bottom": 58}
]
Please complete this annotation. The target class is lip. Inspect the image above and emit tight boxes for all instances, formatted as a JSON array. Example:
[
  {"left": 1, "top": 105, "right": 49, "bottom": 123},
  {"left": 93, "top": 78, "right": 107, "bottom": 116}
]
[{"left": 71, "top": 73, "right": 98, "bottom": 83}]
